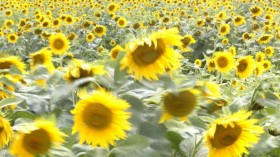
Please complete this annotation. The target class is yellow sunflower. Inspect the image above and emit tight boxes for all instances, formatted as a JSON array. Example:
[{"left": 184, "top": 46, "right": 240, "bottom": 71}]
[
  {"left": 213, "top": 51, "right": 235, "bottom": 73},
  {"left": 180, "top": 34, "right": 196, "bottom": 52},
  {"left": 204, "top": 110, "right": 264, "bottom": 157},
  {"left": 9, "top": 119, "right": 65, "bottom": 157},
  {"left": 30, "top": 48, "right": 54, "bottom": 73},
  {"left": 254, "top": 63, "right": 265, "bottom": 76},
  {"left": 0, "top": 115, "right": 13, "bottom": 148},
  {"left": 262, "top": 60, "right": 271, "bottom": 71},
  {"left": 219, "top": 24, "right": 230, "bottom": 36},
  {"left": 194, "top": 59, "right": 202, "bottom": 67},
  {"left": 93, "top": 25, "right": 107, "bottom": 37},
  {"left": 110, "top": 45, "right": 124, "bottom": 60},
  {"left": 117, "top": 17, "right": 127, "bottom": 28},
  {"left": 7, "top": 33, "right": 18, "bottom": 43},
  {"left": 49, "top": 33, "right": 70, "bottom": 55},
  {"left": 228, "top": 46, "right": 236, "bottom": 57},
  {"left": 0, "top": 56, "right": 26, "bottom": 73},
  {"left": 86, "top": 33, "right": 95, "bottom": 42},
  {"left": 257, "top": 34, "right": 273, "bottom": 44},
  {"left": 120, "top": 28, "right": 182, "bottom": 80},
  {"left": 250, "top": 6, "right": 263, "bottom": 17},
  {"left": 107, "top": 3, "right": 118, "bottom": 13},
  {"left": 64, "top": 59, "right": 105, "bottom": 83},
  {"left": 264, "top": 46, "right": 274, "bottom": 57},
  {"left": 233, "top": 15, "right": 246, "bottom": 26},
  {"left": 71, "top": 90, "right": 131, "bottom": 148},
  {"left": 255, "top": 51, "right": 265, "bottom": 62},
  {"left": 159, "top": 89, "right": 200, "bottom": 123},
  {"left": 206, "top": 58, "right": 216, "bottom": 72},
  {"left": 236, "top": 56, "right": 255, "bottom": 78}
]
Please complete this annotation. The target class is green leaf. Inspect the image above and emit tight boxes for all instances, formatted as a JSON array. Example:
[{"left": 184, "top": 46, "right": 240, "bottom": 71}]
[
  {"left": 9, "top": 111, "right": 38, "bottom": 120},
  {"left": 0, "top": 97, "right": 24, "bottom": 109},
  {"left": 114, "top": 51, "right": 128, "bottom": 84},
  {"left": 166, "top": 131, "right": 184, "bottom": 151}
]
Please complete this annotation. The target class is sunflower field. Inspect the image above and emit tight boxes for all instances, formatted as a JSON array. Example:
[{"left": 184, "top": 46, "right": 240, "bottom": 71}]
[{"left": 0, "top": 0, "right": 280, "bottom": 157}]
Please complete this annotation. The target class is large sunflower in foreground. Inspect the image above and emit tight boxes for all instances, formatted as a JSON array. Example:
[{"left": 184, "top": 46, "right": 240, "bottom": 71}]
[
  {"left": 30, "top": 48, "right": 54, "bottom": 73},
  {"left": 159, "top": 89, "right": 200, "bottom": 123},
  {"left": 49, "top": 33, "right": 70, "bottom": 55},
  {"left": 120, "top": 28, "right": 182, "bottom": 80},
  {"left": 0, "top": 115, "right": 13, "bottom": 148},
  {"left": 213, "top": 51, "right": 235, "bottom": 73},
  {"left": 0, "top": 56, "right": 26, "bottom": 73},
  {"left": 71, "top": 90, "right": 131, "bottom": 148},
  {"left": 9, "top": 119, "right": 65, "bottom": 157},
  {"left": 204, "top": 110, "right": 264, "bottom": 157}
]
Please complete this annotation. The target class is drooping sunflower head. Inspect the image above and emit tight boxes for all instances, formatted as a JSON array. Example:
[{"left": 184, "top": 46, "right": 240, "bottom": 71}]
[
  {"left": 236, "top": 56, "right": 255, "bottom": 78},
  {"left": 30, "top": 48, "right": 54, "bottom": 73},
  {"left": 219, "top": 23, "right": 230, "bottom": 36},
  {"left": 180, "top": 34, "right": 196, "bottom": 52},
  {"left": 0, "top": 56, "right": 26, "bottom": 73},
  {"left": 9, "top": 119, "right": 65, "bottom": 157},
  {"left": 0, "top": 115, "right": 13, "bottom": 148},
  {"left": 204, "top": 110, "right": 264, "bottom": 157},
  {"left": 159, "top": 89, "right": 200, "bottom": 123},
  {"left": 213, "top": 51, "right": 235, "bottom": 73},
  {"left": 110, "top": 45, "right": 124, "bottom": 60},
  {"left": 233, "top": 15, "right": 246, "bottom": 26},
  {"left": 250, "top": 6, "right": 263, "bottom": 17},
  {"left": 93, "top": 25, "right": 107, "bottom": 37},
  {"left": 257, "top": 34, "right": 273, "bottom": 44},
  {"left": 71, "top": 90, "right": 131, "bottom": 148},
  {"left": 49, "top": 33, "right": 70, "bottom": 55}
]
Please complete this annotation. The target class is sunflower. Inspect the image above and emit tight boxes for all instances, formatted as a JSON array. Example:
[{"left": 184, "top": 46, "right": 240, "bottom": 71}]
[
  {"left": 257, "top": 34, "right": 273, "bottom": 44},
  {"left": 159, "top": 89, "right": 200, "bottom": 123},
  {"left": 255, "top": 51, "right": 265, "bottom": 62},
  {"left": 120, "top": 28, "right": 182, "bottom": 80},
  {"left": 107, "top": 3, "right": 118, "bottom": 13},
  {"left": 236, "top": 56, "right": 255, "bottom": 78},
  {"left": 254, "top": 63, "right": 264, "bottom": 76},
  {"left": 49, "top": 33, "right": 70, "bottom": 55},
  {"left": 233, "top": 15, "right": 245, "bottom": 26},
  {"left": 180, "top": 34, "right": 196, "bottom": 52},
  {"left": 222, "top": 38, "right": 229, "bottom": 45},
  {"left": 0, "top": 115, "right": 13, "bottom": 148},
  {"left": 204, "top": 110, "right": 264, "bottom": 157},
  {"left": 4, "top": 19, "right": 14, "bottom": 27},
  {"left": 219, "top": 24, "right": 230, "bottom": 36},
  {"left": 86, "top": 33, "right": 95, "bottom": 42},
  {"left": 30, "top": 48, "right": 54, "bottom": 73},
  {"left": 71, "top": 90, "right": 131, "bottom": 148},
  {"left": 0, "top": 56, "right": 26, "bottom": 73},
  {"left": 93, "top": 25, "right": 107, "bottom": 37},
  {"left": 216, "top": 11, "right": 226, "bottom": 19},
  {"left": 117, "top": 17, "right": 127, "bottom": 28},
  {"left": 250, "top": 6, "right": 263, "bottom": 17},
  {"left": 196, "top": 19, "right": 205, "bottom": 27},
  {"left": 110, "top": 45, "right": 124, "bottom": 60},
  {"left": 213, "top": 51, "right": 235, "bottom": 73},
  {"left": 262, "top": 60, "right": 271, "bottom": 71},
  {"left": 64, "top": 59, "right": 105, "bottom": 83},
  {"left": 52, "top": 18, "right": 61, "bottom": 27},
  {"left": 194, "top": 59, "right": 202, "bottom": 67},
  {"left": 264, "top": 46, "right": 274, "bottom": 57},
  {"left": 228, "top": 46, "right": 236, "bottom": 57},
  {"left": 242, "top": 32, "right": 254, "bottom": 42},
  {"left": 9, "top": 119, "right": 65, "bottom": 157},
  {"left": 207, "top": 58, "right": 216, "bottom": 72},
  {"left": 7, "top": 33, "right": 18, "bottom": 43}
]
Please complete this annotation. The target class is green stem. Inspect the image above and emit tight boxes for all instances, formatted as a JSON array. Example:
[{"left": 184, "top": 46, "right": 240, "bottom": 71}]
[{"left": 249, "top": 83, "right": 261, "bottom": 109}]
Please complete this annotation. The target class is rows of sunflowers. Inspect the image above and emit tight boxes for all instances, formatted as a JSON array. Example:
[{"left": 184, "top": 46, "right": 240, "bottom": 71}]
[{"left": 0, "top": 0, "right": 280, "bottom": 156}]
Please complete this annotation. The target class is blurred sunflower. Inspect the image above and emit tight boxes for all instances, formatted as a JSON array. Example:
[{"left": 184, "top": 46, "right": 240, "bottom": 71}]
[
  {"left": 257, "top": 34, "right": 273, "bottom": 44},
  {"left": 86, "top": 33, "right": 95, "bottom": 42},
  {"left": 93, "top": 25, "right": 107, "bottom": 37},
  {"left": 120, "top": 28, "right": 182, "bottom": 80},
  {"left": 204, "top": 110, "right": 264, "bottom": 157},
  {"left": 10, "top": 119, "right": 65, "bottom": 157},
  {"left": 233, "top": 15, "right": 245, "bottom": 26},
  {"left": 49, "top": 33, "right": 70, "bottom": 55},
  {"left": 110, "top": 45, "right": 124, "bottom": 60},
  {"left": 159, "top": 89, "right": 200, "bottom": 123},
  {"left": 117, "top": 17, "right": 127, "bottom": 28},
  {"left": 180, "top": 34, "right": 196, "bottom": 52},
  {"left": 242, "top": 32, "right": 254, "bottom": 42},
  {"left": 213, "top": 52, "right": 235, "bottom": 73},
  {"left": 107, "top": 3, "right": 118, "bottom": 13},
  {"left": 228, "top": 46, "right": 236, "bottom": 57},
  {"left": 236, "top": 56, "right": 255, "bottom": 78},
  {"left": 0, "top": 56, "right": 25, "bottom": 73},
  {"left": 194, "top": 59, "right": 202, "bottom": 67},
  {"left": 255, "top": 52, "right": 265, "bottom": 62},
  {"left": 219, "top": 24, "right": 230, "bottom": 36},
  {"left": 52, "top": 18, "right": 61, "bottom": 27},
  {"left": 30, "top": 48, "right": 54, "bottom": 73},
  {"left": 206, "top": 58, "right": 216, "bottom": 72},
  {"left": 250, "top": 6, "right": 263, "bottom": 17},
  {"left": 264, "top": 46, "right": 274, "bottom": 57},
  {"left": 262, "top": 60, "right": 271, "bottom": 71},
  {"left": 0, "top": 115, "right": 13, "bottom": 148},
  {"left": 254, "top": 63, "right": 265, "bottom": 76},
  {"left": 7, "top": 33, "right": 18, "bottom": 43},
  {"left": 71, "top": 90, "right": 131, "bottom": 148}
]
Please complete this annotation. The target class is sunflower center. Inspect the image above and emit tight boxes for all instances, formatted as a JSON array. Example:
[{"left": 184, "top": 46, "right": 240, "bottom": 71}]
[
  {"left": 95, "top": 27, "right": 104, "bottom": 34},
  {"left": 53, "top": 39, "right": 65, "bottom": 50},
  {"left": 217, "top": 56, "right": 228, "bottom": 68},
  {"left": 33, "top": 54, "right": 45, "bottom": 65},
  {"left": 164, "top": 90, "right": 197, "bottom": 117},
  {"left": 265, "top": 49, "right": 271, "bottom": 54},
  {"left": 209, "top": 61, "right": 215, "bottom": 68},
  {"left": 251, "top": 7, "right": 260, "bottom": 14},
  {"left": 10, "top": 35, "right": 16, "bottom": 41},
  {"left": 235, "top": 17, "right": 241, "bottom": 23},
  {"left": 119, "top": 20, "right": 125, "bottom": 25},
  {"left": 263, "top": 63, "right": 268, "bottom": 69},
  {"left": 181, "top": 37, "right": 191, "bottom": 46},
  {"left": 220, "top": 26, "right": 226, "bottom": 33},
  {"left": 82, "top": 103, "right": 112, "bottom": 129},
  {"left": 132, "top": 39, "right": 165, "bottom": 66},
  {"left": 23, "top": 129, "right": 51, "bottom": 155},
  {"left": 237, "top": 60, "right": 248, "bottom": 72},
  {"left": 212, "top": 124, "right": 242, "bottom": 148},
  {"left": 0, "top": 61, "right": 13, "bottom": 70}
]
